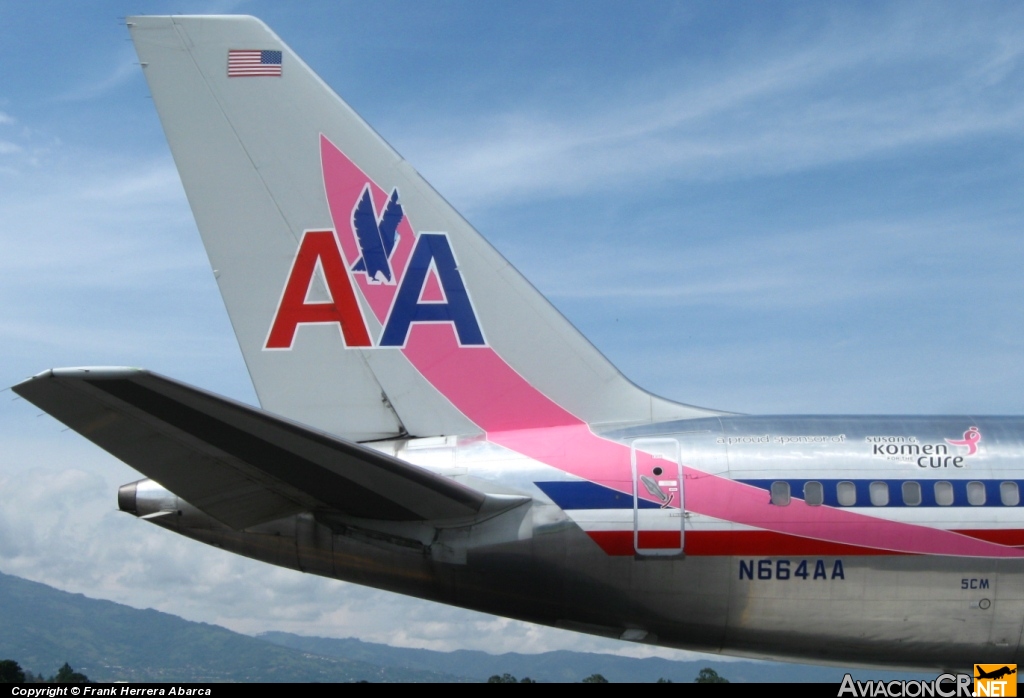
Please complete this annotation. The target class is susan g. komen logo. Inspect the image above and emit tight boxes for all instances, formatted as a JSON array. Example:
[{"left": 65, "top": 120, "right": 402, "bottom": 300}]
[
  {"left": 975, "top": 665, "right": 1017, "bottom": 697},
  {"left": 264, "top": 135, "right": 485, "bottom": 351}
]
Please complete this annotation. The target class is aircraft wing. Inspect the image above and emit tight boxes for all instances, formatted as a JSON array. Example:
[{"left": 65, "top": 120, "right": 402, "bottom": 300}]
[{"left": 12, "top": 367, "right": 493, "bottom": 530}]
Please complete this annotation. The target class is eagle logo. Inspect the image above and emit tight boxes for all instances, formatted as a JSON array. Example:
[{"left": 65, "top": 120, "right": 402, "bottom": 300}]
[{"left": 351, "top": 185, "right": 403, "bottom": 284}]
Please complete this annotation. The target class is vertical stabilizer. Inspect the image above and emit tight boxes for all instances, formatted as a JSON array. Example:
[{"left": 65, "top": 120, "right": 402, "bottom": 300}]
[{"left": 128, "top": 15, "right": 722, "bottom": 441}]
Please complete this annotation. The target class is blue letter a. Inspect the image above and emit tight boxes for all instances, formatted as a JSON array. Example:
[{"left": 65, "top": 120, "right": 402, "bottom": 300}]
[{"left": 380, "top": 234, "right": 485, "bottom": 347}]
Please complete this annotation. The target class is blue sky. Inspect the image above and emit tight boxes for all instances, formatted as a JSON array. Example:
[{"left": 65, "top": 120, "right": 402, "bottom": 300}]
[{"left": 2, "top": 0, "right": 1024, "bottom": 666}]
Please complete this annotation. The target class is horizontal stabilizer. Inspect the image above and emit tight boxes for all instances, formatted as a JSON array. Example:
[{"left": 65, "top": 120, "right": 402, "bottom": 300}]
[{"left": 13, "top": 368, "right": 499, "bottom": 529}]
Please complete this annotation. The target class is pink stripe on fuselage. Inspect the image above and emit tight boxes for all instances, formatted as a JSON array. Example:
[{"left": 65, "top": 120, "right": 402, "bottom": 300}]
[{"left": 319, "top": 136, "right": 1024, "bottom": 559}]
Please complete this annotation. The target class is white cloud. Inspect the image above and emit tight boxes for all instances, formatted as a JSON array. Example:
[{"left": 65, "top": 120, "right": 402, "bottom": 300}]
[
  {"left": 529, "top": 209, "right": 1018, "bottom": 312},
  {"left": 0, "top": 157, "right": 197, "bottom": 288},
  {"left": 57, "top": 57, "right": 138, "bottom": 103},
  {"left": 0, "top": 458, "right": 713, "bottom": 660},
  {"left": 393, "top": 8, "right": 1024, "bottom": 209}
]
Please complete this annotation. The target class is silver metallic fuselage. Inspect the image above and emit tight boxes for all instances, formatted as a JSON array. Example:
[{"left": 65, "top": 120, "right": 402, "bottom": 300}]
[{"left": 123, "top": 414, "right": 1024, "bottom": 669}]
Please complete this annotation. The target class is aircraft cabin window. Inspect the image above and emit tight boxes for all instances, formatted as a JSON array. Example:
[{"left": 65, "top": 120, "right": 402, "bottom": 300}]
[
  {"left": 837, "top": 481, "right": 856, "bottom": 506},
  {"left": 803, "top": 481, "right": 823, "bottom": 506},
  {"left": 934, "top": 481, "right": 954, "bottom": 506},
  {"left": 869, "top": 481, "right": 889, "bottom": 507},
  {"left": 967, "top": 481, "right": 986, "bottom": 506},
  {"left": 1001, "top": 482, "right": 1020, "bottom": 506},
  {"left": 771, "top": 481, "right": 791, "bottom": 506},
  {"left": 902, "top": 481, "right": 922, "bottom": 506}
]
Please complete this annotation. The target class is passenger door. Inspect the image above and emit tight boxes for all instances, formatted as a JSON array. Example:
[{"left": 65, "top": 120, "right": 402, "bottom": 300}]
[{"left": 631, "top": 438, "right": 683, "bottom": 556}]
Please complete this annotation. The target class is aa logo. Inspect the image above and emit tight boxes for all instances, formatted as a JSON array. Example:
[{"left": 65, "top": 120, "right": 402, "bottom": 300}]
[
  {"left": 265, "top": 136, "right": 486, "bottom": 351},
  {"left": 975, "top": 664, "right": 1017, "bottom": 697}
]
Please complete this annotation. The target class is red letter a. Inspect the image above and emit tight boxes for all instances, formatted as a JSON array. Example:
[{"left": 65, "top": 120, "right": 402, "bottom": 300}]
[{"left": 265, "top": 230, "right": 372, "bottom": 348}]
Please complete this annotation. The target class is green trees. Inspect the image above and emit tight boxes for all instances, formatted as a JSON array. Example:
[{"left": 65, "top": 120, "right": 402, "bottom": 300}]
[
  {"left": 487, "top": 673, "right": 535, "bottom": 683},
  {"left": 694, "top": 667, "right": 729, "bottom": 683},
  {"left": 0, "top": 660, "right": 89, "bottom": 683},
  {"left": 483, "top": 668, "right": 729, "bottom": 683},
  {"left": 0, "top": 660, "right": 25, "bottom": 683},
  {"left": 52, "top": 663, "right": 89, "bottom": 683}
]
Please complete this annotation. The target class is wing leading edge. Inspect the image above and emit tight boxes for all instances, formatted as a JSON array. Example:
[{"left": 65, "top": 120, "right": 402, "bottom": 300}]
[{"left": 13, "top": 368, "right": 512, "bottom": 530}]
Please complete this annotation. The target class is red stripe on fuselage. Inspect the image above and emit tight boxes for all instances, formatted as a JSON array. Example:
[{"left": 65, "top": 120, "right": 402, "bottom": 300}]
[
  {"left": 586, "top": 530, "right": 1024, "bottom": 557},
  {"left": 954, "top": 529, "right": 1024, "bottom": 547},
  {"left": 636, "top": 530, "right": 682, "bottom": 549},
  {"left": 587, "top": 530, "right": 900, "bottom": 557}
]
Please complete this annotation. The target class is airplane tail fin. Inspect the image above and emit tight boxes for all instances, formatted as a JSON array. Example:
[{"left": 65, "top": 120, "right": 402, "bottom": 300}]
[{"left": 128, "top": 15, "right": 721, "bottom": 441}]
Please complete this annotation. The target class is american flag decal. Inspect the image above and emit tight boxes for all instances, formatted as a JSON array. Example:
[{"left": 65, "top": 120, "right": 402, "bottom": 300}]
[{"left": 227, "top": 50, "right": 282, "bottom": 77}]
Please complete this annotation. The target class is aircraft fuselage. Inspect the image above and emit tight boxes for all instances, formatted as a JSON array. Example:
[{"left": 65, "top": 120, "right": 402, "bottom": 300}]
[{"left": 127, "top": 414, "right": 1024, "bottom": 669}]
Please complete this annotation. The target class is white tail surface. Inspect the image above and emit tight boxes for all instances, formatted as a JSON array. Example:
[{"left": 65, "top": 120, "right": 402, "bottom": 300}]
[{"left": 129, "top": 15, "right": 721, "bottom": 441}]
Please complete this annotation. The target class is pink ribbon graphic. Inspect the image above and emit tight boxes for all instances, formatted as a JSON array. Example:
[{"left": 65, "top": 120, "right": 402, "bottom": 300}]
[{"left": 946, "top": 426, "right": 981, "bottom": 456}]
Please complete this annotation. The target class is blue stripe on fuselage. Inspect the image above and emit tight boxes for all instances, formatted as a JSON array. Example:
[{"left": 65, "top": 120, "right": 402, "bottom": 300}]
[
  {"left": 535, "top": 481, "right": 660, "bottom": 510},
  {"left": 538, "top": 478, "right": 1024, "bottom": 510}
]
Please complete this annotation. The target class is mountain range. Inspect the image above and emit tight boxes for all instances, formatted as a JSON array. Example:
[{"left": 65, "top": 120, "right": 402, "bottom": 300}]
[{"left": 0, "top": 570, "right": 935, "bottom": 682}]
